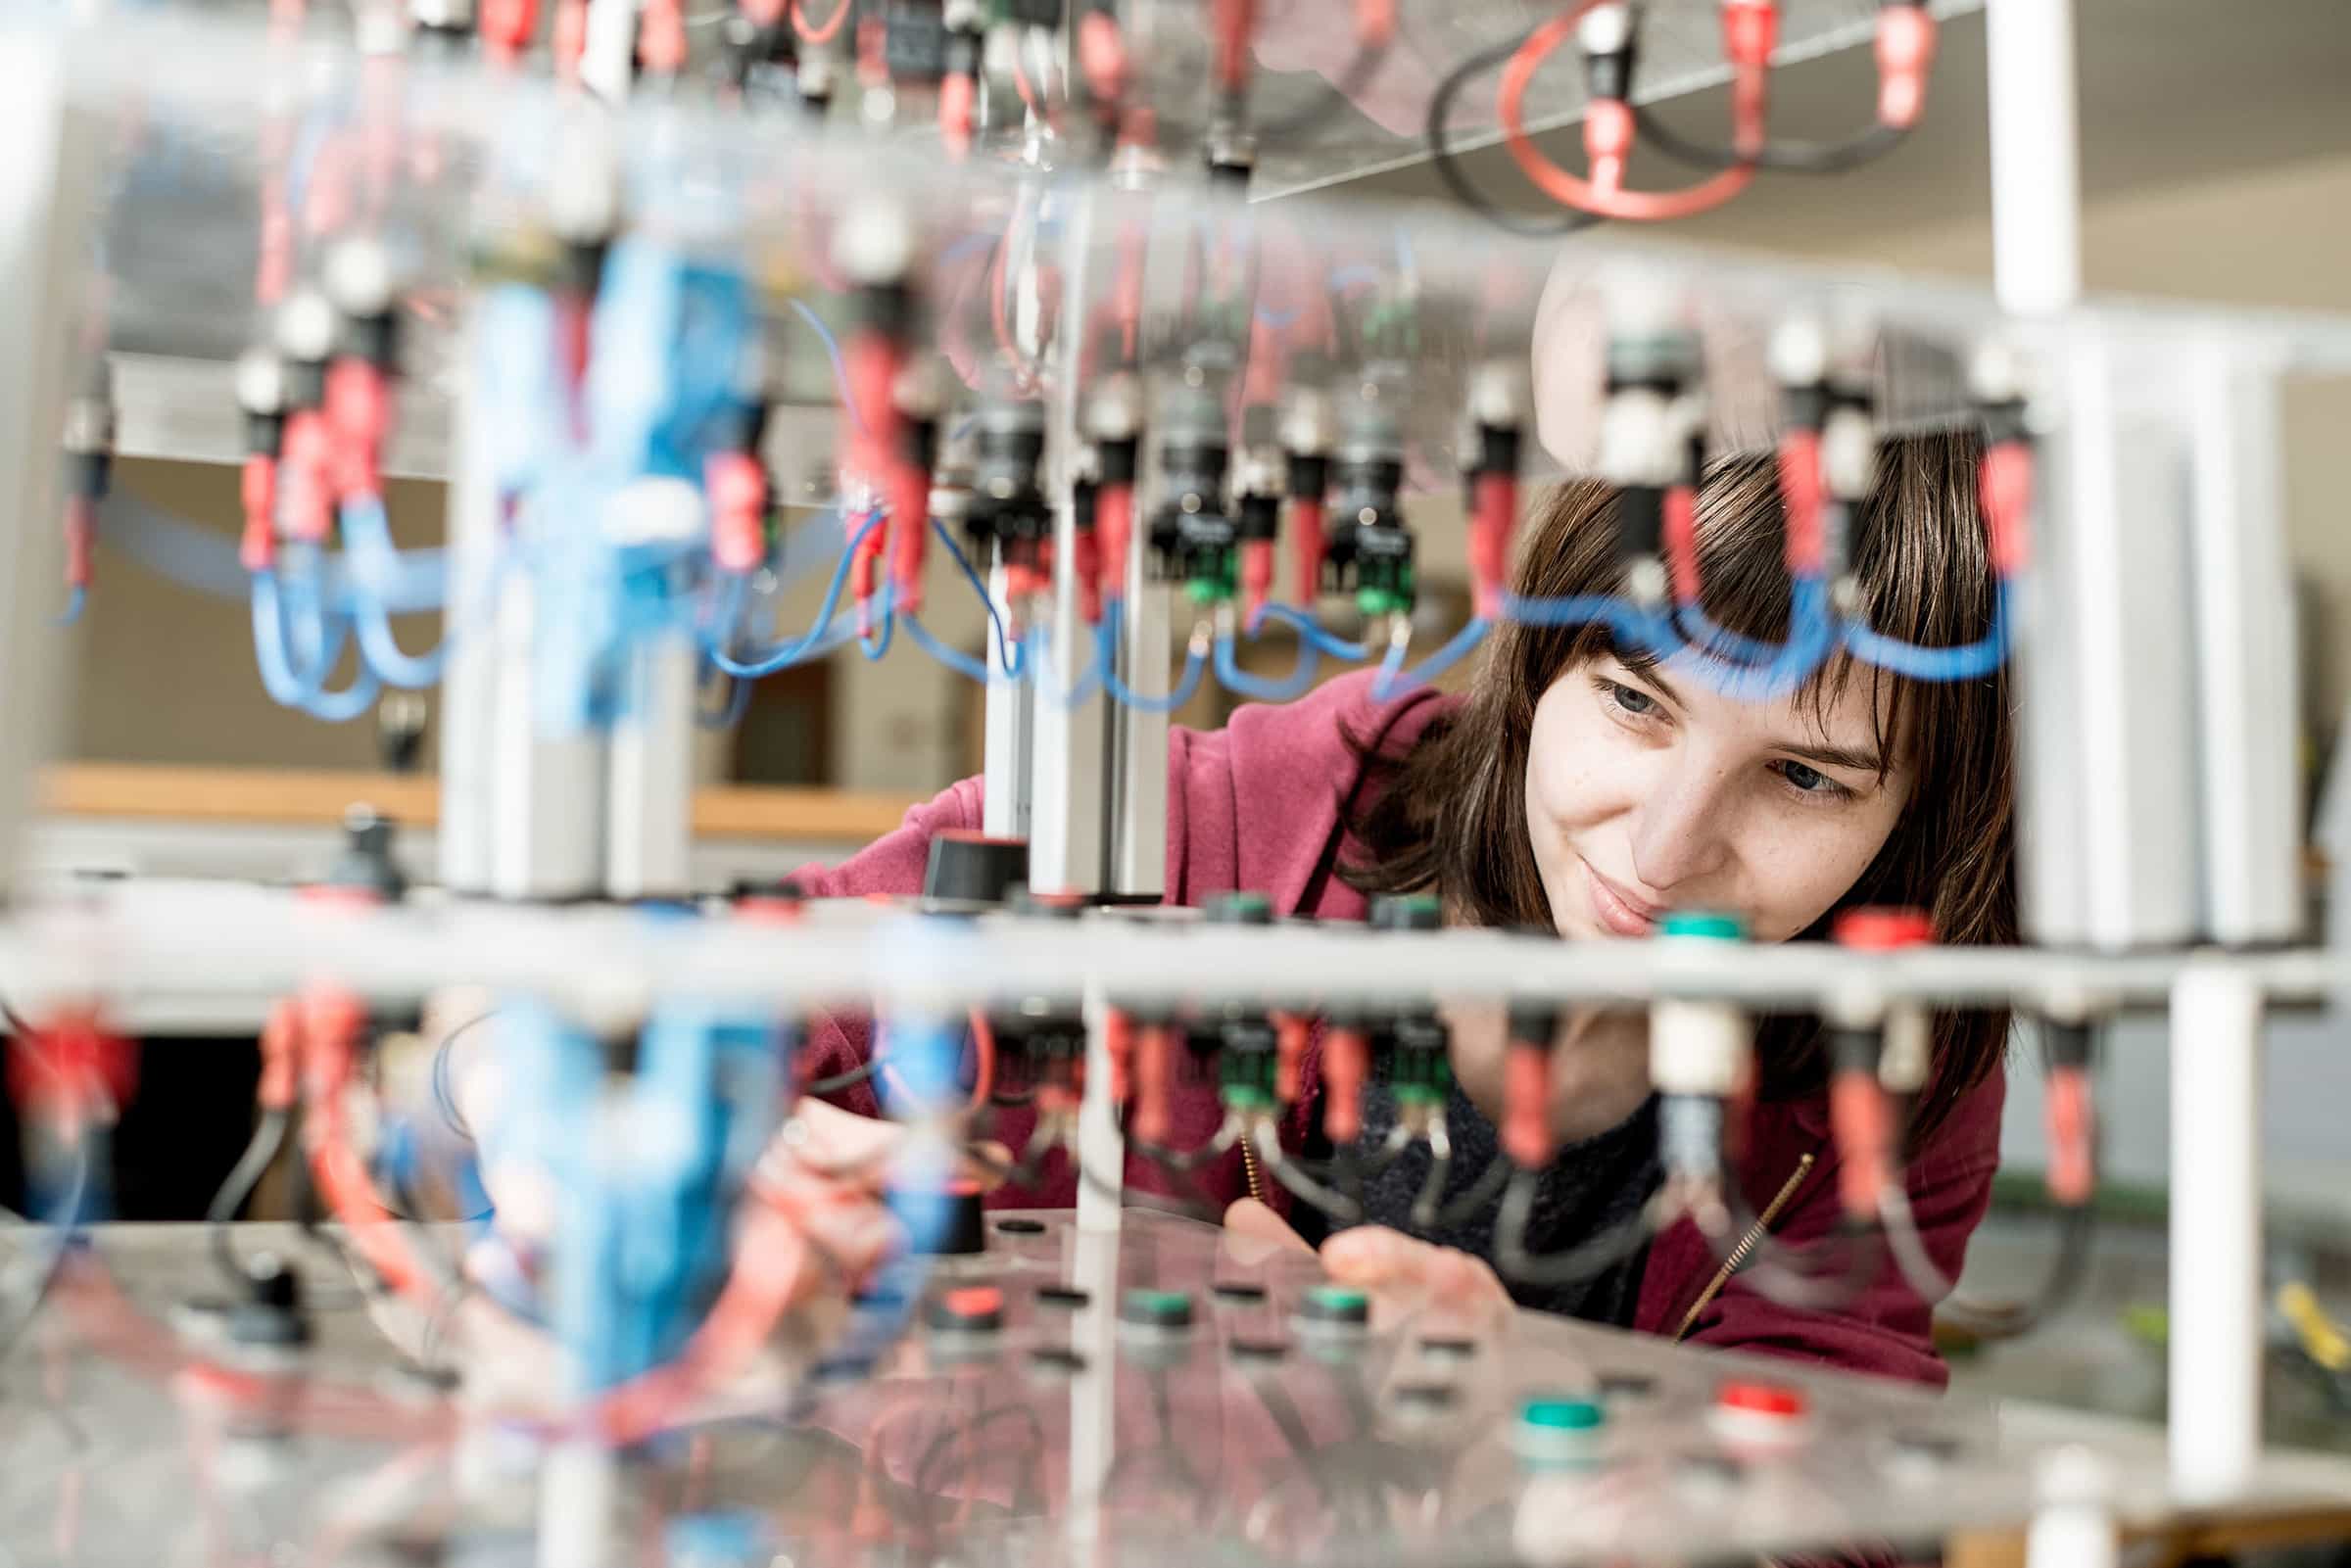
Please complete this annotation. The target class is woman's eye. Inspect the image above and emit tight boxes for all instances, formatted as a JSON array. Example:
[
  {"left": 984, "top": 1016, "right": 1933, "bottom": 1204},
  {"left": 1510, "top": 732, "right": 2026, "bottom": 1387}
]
[
  {"left": 1774, "top": 760, "right": 1848, "bottom": 798},
  {"left": 1602, "top": 679, "right": 1656, "bottom": 717}
]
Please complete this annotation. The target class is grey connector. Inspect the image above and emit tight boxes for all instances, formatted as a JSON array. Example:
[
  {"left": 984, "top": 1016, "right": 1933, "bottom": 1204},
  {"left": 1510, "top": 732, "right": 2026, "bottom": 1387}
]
[
  {"left": 323, "top": 236, "right": 398, "bottom": 322},
  {"left": 235, "top": 347, "right": 290, "bottom": 417},
  {"left": 274, "top": 288, "right": 340, "bottom": 366},
  {"left": 63, "top": 356, "right": 115, "bottom": 455},
  {"left": 1767, "top": 316, "right": 1830, "bottom": 390},
  {"left": 1577, "top": 2, "right": 1633, "bottom": 59},
  {"left": 549, "top": 143, "right": 624, "bottom": 251},
  {"left": 1084, "top": 370, "right": 1145, "bottom": 444},
  {"left": 1279, "top": 383, "right": 1334, "bottom": 457},
  {"left": 410, "top": 0, "right": 476, "bottom": 30},
  {"left": 1467, "top": 358, "right": 1528, "bottom": 430},
  {"left": 1967, "top": 338, "right": 2029, "bottom": 407},
  {"left": 1232, "top": 447, "right": 1281, "bottom": 500},
  {"left": 833, "top": 199, "right": 917, "bottom": 291}
]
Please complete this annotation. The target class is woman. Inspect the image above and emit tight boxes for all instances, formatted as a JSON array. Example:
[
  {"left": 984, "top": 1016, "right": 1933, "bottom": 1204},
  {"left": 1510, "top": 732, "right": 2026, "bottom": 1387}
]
[{"left": 792, "top": 428, "right": 2012, "bottom": 1390}]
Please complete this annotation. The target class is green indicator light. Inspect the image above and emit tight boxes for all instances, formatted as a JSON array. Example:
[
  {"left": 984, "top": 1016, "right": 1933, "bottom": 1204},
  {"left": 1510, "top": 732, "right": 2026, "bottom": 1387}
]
[
  {"left": 1310, "top": 1286, "right": 1367, "bottom": 1312},
  {"left": 1659, "top": 910, "right": 1746, "bottom": 941},
  {"left": 1520, "top": 1396, "right": 1607, "bottom": 1432}
]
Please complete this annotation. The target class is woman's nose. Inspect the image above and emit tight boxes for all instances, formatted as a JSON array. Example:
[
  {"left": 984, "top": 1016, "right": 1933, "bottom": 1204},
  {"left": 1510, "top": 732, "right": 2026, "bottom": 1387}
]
[{"left": 1628, "top": 763, "right": 1736, "bottom": 893}]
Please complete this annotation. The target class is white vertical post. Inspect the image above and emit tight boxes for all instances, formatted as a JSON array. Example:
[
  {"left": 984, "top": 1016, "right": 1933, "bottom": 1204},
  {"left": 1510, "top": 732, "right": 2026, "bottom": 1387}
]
[
  {"left": 1986, "top": 0, "right": 2083, "bottom": 314},
  {"left": 1111, "top": 533, "right": 1172, "bottom": 899},
  {"left": 1028, "top": 186, "right": 1106, "bottom": 897},
  {"left": 982, "top": 550, "right": 1034, "bottom": 841},
  {"left": 489, "top": 578, "right": 606, "bottom": 901},
  {"left": 0, "top": 33, "right": 88, "bottom": 903},
  {"left": 2169, "top": 963, "right": 2264, "bottom": 1501},
  {"left": 1064, "top": 1218, "right": 1122, "bottom": 1554},
  {"left": 2186, "top": 344, "right": 2301, "bottom": 946},
  {"left": 439, "top": 332, "right": 502, "bottom": 894},
  {"left": 1076, "top": 982, "right": 1124, "bottom": 1234},
  {"left": 603, "top": 634, "right": 696, "bottom": 900}
]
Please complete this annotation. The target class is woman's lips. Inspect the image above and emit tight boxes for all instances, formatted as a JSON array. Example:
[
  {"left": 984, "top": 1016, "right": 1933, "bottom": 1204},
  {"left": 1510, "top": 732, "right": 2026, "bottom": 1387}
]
[{"left": 1584, "top": 863, "right": 1663, "bottom": 937}]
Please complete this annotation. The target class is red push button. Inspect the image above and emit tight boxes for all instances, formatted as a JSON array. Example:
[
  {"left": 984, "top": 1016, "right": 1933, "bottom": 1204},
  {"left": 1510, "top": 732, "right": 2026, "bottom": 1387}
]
[{"left": 1716, "top": 1379, "right": 1807, "bottom": 1419}]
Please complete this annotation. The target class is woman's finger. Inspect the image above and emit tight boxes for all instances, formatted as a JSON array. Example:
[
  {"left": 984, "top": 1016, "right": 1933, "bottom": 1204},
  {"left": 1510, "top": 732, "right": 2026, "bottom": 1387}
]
[{"left": 1223, "top": 1197, "right": 1317, "bottom": 1261}]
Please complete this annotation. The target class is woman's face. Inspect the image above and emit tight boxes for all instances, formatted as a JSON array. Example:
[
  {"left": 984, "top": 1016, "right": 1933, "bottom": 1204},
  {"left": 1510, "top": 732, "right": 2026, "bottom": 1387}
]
[{"left": 1525, "top": 652, "right": 1914, "bottom": 942}]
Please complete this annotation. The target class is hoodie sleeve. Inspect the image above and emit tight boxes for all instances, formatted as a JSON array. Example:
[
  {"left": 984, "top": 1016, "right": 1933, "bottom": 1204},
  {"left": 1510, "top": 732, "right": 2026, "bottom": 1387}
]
[{"left": 1672, "top": 1068, "right": 2007, "bottom": 1391}]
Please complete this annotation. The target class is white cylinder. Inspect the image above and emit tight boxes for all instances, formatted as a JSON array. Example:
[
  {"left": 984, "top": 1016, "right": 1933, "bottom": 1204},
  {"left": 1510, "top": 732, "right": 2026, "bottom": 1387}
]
[
  {"left": 2168, "top": 963, "right": 2265, "bottom": 1501},
  {"left": 1986, "top": 0, "right": 2083, "bottom": 314},
  {"left": 2025, "top": 1447, "right": 2119, "bottom": 1568}
]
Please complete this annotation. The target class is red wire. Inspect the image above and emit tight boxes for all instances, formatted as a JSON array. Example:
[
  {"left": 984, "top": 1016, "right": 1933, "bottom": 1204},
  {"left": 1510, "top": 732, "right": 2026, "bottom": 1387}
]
[
  {"left": 791, "top": 0, "right": 850, "bottom": 45},
  {"left": 964, "top": 1010, "right": 996, "bottom": 1113},
  {"left": 1497, "top": 3, "right": 1757, "bottom": 222}
]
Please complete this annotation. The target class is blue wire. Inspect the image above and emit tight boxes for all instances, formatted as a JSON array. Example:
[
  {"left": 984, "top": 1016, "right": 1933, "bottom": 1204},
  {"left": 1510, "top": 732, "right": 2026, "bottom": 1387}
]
[
  {"left": 1497, "top": 592, "right": 1641, "bottom": 631},
  {"left": 1843, "top": 580, "right": 2012, "bottom": 681},
  {"left": 788, "top": 299, "right": 866, "bottom": 438},
  {"left": 901, "top": 612, "right": 993, "bottom": 682},
  {"left": 930, "top": 516, "right": 1024, "bottom": 678},
  {"left": 1021, "top": 619, "right": 1109, "bottom": 709},
  {"left": 340, "top": 495, "right": 452, "bottom": 688},
  {"left": 1098, "top": 599, "right": 1205, "bottom": 714},
  {"left": 56, "top": 585, "right": 85, "bottom": 626},
  {"left": 1245, "top": 601, "right": 1372, "bottom": 661},
  {"left": 250, "top": 572, "right": 381, "bottom": 722},
  {"left": 1621, "top": 579, "right": 1842, "bottom": 702},
  {"left": 1673, "top": 602, "right": 1789, "bottom": 668},
  {"left": 1370, "top": 618, "right": 1491, "bottom": 700},
  {"left": 1327, "top": 263, "right": 1381, "bottom": 293},
  {"left": 706, "top": 511, "right": 881, "bottom": 678},
  {"left": 696, "top": 669, "right": 753, "bottom": 730},
  {"left": 1254, "top": 303, "right": 1303, "bottom": 330},
  {"left": 1214, "top": 631, "right": 1323, "bottom": 703},
  {"left": 859, "top": 605, "right": 895, "bottom": 661}
]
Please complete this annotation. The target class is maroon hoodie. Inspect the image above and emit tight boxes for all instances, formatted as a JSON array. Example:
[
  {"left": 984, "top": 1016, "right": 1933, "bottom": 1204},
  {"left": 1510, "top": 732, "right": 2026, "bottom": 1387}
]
[{"left": 795, "top": 670, "right": 2004, "bottom": 1391}]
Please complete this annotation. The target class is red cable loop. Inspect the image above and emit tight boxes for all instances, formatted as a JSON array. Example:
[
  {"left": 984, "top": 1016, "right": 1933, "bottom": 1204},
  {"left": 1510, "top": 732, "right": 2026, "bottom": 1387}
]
[
  {"left": 1468, "top": 470, "right": 1518, "bottom": 621},
  {"left": 1497, "top": 4, "right": 1757, "bottom": 222},
  {"left": 1662, "top": 480, "right": 1702, "bottom": 605},
  {"left": 1320, "top": 1025, "right": 1368, "bottom": 1145},
  {"left": 1775, "top": 427, "right": 1826, "bottom": 577},
  {"left": 1287, "top": 494, "right": 1325, "bottom": 608},
  {"left": 1981, "top": 439, "right": 2033, "bottom": 579},
  {"left": 792, "top": 0, "right": 852, "bottom": 46},
  {"left": 1501, "top": 1034, "right": 1552, "bottom": 1170}
]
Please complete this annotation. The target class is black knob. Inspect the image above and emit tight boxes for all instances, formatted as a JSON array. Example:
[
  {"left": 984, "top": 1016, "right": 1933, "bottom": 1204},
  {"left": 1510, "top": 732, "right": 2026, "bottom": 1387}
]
[
  {"left": 1207, "top": 890, "right": 1274, "bottom": 925},
  {"left": 922, "top": 832, "right": 1031, "bottom": 908},
  {"left": 318, "top": 803, "right": 408, "bottom": 903},
  {"left": 1370, "top": 894, "right": 1442, "bottom": 932},
  {"left": 888, "top": 1181, "right": 986, "bottom": 1256},
  {"left": 229, "top": 1254, "right": 312, "bottom": 1349}
]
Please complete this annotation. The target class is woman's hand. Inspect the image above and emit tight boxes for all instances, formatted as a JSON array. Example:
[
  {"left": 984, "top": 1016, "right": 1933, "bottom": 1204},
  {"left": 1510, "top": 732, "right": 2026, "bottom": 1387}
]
[{"left": 1224, "top": 1197, "right": 1512, "bottom": 1334}]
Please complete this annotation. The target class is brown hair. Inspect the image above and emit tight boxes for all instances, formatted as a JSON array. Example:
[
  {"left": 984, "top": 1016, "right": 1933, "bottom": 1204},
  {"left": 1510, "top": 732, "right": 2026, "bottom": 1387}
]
[{"left": 1343, "top": 431, "right": 2015, "bottom": 1146}]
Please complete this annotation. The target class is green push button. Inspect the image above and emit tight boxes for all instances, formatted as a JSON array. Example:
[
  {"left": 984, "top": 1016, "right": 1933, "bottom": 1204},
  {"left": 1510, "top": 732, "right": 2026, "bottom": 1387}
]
[
  {"left": 1121, "top": 1288, "right": 1195, "bottom": 1330},
  {"left": 1299, "top": 1284, "right": 1370, "bottom": 1326},
  {"left": 1659, "top": 910, "right": 1746, "bottom": 941},
  {"left": 1520, "top": 1395, "right": 1606, "bottom": 1432}
]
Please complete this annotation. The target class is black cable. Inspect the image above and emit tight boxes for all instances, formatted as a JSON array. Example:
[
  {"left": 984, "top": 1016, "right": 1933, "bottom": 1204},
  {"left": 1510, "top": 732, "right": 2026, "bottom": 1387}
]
[
  {"left": 209, "top": 1109, "right": 290, "bottom": 1290},
  {"left": 806, "top": 1058, "right": 884, "bottom": 1096},
  {"left": 1425, "top": 29, "right": 1606, "bottom": 238},
  {"left": 1630, "top": 103, "right": 1906, "bottom": 175},
  {"left": 1493, "top": 1169, "right": 1657, "bottom": 1286},
  {"left": 430, "top": 1011, "right": 500, "bottom": 1141},
  {"left": 1252, "top": 1122, "right": 1363, "bottom": 1224},
  {"left": 1881, "top": 1183, "right": 2094, "bottom": 1340},
  {"left": 1424, "top": 1154, "right": 1511, "bottom": 1231},
  {"left": 908, "top": 1401, "right": 1049, "bottom": 1507}
]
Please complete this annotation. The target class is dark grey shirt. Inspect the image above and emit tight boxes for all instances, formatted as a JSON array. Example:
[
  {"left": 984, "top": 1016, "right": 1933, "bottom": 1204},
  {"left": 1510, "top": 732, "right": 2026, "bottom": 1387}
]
[{"left": 1350, "top": 1080, "right": 1662, "bottom": 1325}]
